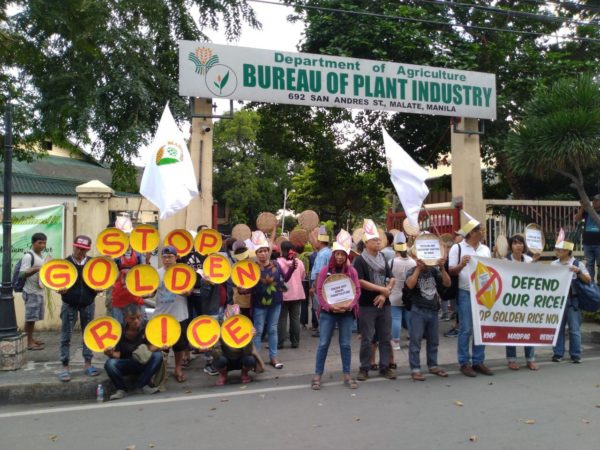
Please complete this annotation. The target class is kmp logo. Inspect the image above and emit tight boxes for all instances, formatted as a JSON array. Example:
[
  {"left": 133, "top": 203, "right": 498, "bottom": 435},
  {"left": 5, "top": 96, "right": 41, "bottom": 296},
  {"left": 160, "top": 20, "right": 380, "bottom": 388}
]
[{"left": 188, "top": 47, "right": 237, "bottom": 97}]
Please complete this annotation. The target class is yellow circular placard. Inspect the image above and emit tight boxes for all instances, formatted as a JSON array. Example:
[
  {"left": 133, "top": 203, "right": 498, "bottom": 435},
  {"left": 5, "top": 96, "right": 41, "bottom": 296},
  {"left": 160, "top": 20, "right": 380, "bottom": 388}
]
[
  {"left": 194, "top": 229, "right": 222, "bottom": 256},
  {"left": 187, "top": 315, "right": 221, "bottom": 350},
  {"left": 221, "top": 315, "right": 253, "bottom": 349},
  {"left": 130, "top": 224, "right": 160, "bottom": 254},
  {"left": 39, "top": 259, "right": 78, "bottom": 291},
  {"left": 96, "top": 228, "right": 129, "bottom": 258},
  {"left": 202, "top": 254, "right": 231, "bottom": 284},
  {"left": 83, "top": 316, "right": 122, "bottom": 353},
  {"left": 163, "top": 263, "right": 196, "bottom": 294},
  {"left": 164, "top": 229, "right": 194, "bottom": 256},
  {"left": 146, "top": 314, "right": 181, "bottom": 348},
  {"left": 230, "top": 260, "right": 261, "bottom": 289},
  {"left": 125, "top": 264, "right": 160, "bottom": 297},
  {"left": 82, "top": 257, "right": 119, "bottom": 291}
]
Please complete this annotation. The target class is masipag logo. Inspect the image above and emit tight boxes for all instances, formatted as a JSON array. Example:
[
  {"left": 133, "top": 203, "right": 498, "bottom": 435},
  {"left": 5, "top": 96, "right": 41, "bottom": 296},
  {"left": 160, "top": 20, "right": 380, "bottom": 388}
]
[{"left": 188, "top": 47, "right": 237, "bottom": 97}]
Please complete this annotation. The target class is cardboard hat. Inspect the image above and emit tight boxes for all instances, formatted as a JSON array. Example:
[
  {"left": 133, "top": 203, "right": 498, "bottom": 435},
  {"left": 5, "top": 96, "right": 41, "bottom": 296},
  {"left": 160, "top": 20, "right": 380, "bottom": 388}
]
[
  {"left": 332, "top": 229, "right": 352, "bottom": 254},
  {"left": 554, "top": 228, "right": 574, "bottom": 251},
  {"left": 457, "top": 211, "right": 481, "bottom": 238},
  {"left": 243, "top": 238, "right": 257, "bottom": 258},
  {"left": 317, "top": 225, "right": 330, "bottom": 243},
  {"left": 115, "top": 213, "right": 133, "bottom": 233},
  {"left": 251, "top": 230, "right": 270, "bottom": 251},
  {"left": 362, "top": 219, "right": 379, "bottom": 242},
  {"left": 393, "top": 231, "right": 407, "bottom": 252}
]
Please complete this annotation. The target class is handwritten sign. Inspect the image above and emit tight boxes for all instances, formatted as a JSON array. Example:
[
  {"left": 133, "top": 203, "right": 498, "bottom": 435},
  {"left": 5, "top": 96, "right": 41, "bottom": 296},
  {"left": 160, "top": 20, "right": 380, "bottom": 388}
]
[
  {"left": 525, "top": 225, "right": 544, "bottom": 254},
  {"left": 130, "top": 224, "right": 160, "bottom": 254},
  {"left": 322, "top": 274, "right": 355, "bottom": 306},
  {"left": 164, "top": 229, "right": 194, "bottom": 256},
  {"left": 96, "top": 228, "right": 129, "bottom": 258},
  {"left": 39, "top": 259, "right": 77, "bottom": 291},
  {"left": 415, "top": 235, "right": 443, "bottom": 265},
  {"left": 82, "top": 257, "right": 118, "bottom": 291},
  {"left": 125, "top": 264, "right": 160, "bottom": 296},
  {"left": 83, "top": 316, "right": 122, "bottom": 352},
  {"left": 187, "top": 315, "right": 221, "bottom": 350},
  {"left": 146, "top": 314, "right": 181, "bottom": 348}
]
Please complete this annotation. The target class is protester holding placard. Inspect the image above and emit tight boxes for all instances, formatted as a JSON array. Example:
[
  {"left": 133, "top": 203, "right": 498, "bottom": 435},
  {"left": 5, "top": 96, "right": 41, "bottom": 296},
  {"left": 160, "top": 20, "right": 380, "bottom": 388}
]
[
  {"left": 154, "top": 245, "right": 190, "bottom": 382},
  {"left": 353, "top": 220, "right": 396, "bottom": 381},
  {"left": 111, "top": 268, "right": 146, "bottom": 325},
  {"left": 232, "top": 241, "right": 253, "bottom": 318},
  {"left": 277, "top": 241, "right": 306, "bottom": 349},
  {"left": 104, "top": 304, "right": 165, "bottom": 400},
  {"left": 505, "top": 234, "right": 539, "bottom": 371},
  {"left": 57, "top": 235, "right": 101, "bottom": 382},
  {"left": 552, "top": 235, "right": 591, "bottom": 363},
  {"left": 19, "top": 232, "right": 48, "bottom": 351},
  {"left": 309, "top": 226, "right": 332, "bottom": 337},
  {"left": 311, "top": 229, "right": 360, "bottom": 390},
  {"left": 449, "top": 212, "right": 493, "bottom": 377},
  {"left": 403, "top": 251, "right": 450, "bottom": 381},
  {"left": 389, "top": 232, "right": 415, "bottom": 351}
]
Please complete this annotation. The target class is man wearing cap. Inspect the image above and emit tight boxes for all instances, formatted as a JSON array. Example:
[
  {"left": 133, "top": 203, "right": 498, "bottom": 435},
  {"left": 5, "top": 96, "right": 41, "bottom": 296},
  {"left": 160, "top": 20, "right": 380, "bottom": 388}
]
[
  {"left": 309, "top": 226, "right": 332, "bottom": 337},
  {"left": 57, "top": 235, "right": 100, "bottom": 382},
  {"left": 353, "top": 220, "right": 396, "bottom": 380},
  {"left": 574, "top": 195, "right": 600, "bottom": 284},
  {"left": 448, "top": 213, "right": 493, "bottom": 377}
]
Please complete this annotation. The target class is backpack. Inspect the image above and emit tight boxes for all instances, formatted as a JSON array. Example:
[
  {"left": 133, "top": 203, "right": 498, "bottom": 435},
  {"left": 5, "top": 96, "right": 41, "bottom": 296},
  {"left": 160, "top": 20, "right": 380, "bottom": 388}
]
[
  {"left": 439, "top": 243, "right": 460, "bottom": 300},
  {"left": 12, "top": 251, "right": 34, "bottom": 293},
  {"left": 571, "top": 260, "right": 600, "bottom": 312}
]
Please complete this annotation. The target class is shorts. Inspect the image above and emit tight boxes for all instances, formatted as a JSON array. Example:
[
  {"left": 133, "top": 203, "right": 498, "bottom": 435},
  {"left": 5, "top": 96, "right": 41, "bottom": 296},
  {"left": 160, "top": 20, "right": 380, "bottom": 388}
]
[{"left": 23, "top": 291, "right": 45, "bottom": 322}]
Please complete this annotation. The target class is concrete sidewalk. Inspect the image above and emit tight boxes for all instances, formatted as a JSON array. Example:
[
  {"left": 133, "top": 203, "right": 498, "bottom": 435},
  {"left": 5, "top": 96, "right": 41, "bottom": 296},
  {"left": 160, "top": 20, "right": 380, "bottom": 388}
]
[{"left": 2, "top": 319, "right": 600, "bottom": 405}]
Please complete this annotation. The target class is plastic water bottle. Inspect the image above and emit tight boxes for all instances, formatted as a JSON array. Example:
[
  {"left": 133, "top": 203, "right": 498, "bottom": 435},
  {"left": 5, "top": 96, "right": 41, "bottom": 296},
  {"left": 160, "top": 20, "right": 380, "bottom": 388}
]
[{"left": 96, "top": 384, "right": 104, "bottom": 403}]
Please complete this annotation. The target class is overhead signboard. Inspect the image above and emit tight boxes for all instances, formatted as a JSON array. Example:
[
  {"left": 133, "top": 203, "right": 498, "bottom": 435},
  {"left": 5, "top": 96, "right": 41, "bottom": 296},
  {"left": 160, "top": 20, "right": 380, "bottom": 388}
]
[{"left": 179, "top": 41, "right": 496, "bottom": 120}]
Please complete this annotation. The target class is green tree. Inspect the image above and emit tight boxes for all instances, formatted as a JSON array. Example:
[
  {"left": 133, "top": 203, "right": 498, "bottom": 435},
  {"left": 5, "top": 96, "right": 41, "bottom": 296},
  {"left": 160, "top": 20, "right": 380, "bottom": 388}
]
[
  {"left": 505, "top": 74, "right": 600, "bottom": 225},
  {"left": 213, "top": 110, "right": 291, "bottom": 226},
  {"left": 0, "top": 0, "right": 259, "bottom": 191}
]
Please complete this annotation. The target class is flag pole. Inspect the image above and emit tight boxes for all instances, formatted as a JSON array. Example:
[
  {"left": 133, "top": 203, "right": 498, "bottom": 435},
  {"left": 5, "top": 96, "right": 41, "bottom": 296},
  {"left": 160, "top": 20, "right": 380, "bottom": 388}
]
[{"left": 423, "top": 205, "right": 442, "bottom": 236}]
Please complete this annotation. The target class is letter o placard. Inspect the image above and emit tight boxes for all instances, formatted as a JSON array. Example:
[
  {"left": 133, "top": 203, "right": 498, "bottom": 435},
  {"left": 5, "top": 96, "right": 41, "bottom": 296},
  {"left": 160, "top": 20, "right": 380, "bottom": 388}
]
[
  {"left": 96, "top": 228, "right": 129, "bottom": 258},
  {"left": 230, "top": 260, "right": 261, "bottom": 289},
  {"left": 83, "top": 316, "right": 122, "bottom": 353},
  {"left": 187, "top": 315, "right": 221, "bottom": 350},
  {"left": 130, "top": 224, "right": 160, "bottom": 254},
  {"left": 82, "top": 257, "right": 119, "bottom": 291},
  {"left": 194, "top": 229, "right": 222, "bottom": 256},
  {"left": 164, "top": 229, "right": 194, "bottom": 256},
  {"left": 146, "top": 314, "right": 181, "bottom": 348},
  {"left": 221, "top": 315, "right": 253, "bottom": 349},
  {"left": 40, "top": 259, "right": 78, "bottom": 291},
  {"left": 163, "top": 263, "right": 196, "bottom": 294},
  {"left": 202, "top": 254, "right": 231, "bottom": 284},
  {"left": 125, "top": 264, "right": 160, "bottom": 297}
]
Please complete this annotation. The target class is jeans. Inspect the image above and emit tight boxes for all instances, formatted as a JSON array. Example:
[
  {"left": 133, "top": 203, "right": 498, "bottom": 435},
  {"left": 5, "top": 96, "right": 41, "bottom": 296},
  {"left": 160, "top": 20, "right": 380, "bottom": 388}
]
[
  {"left": 391, "top": 305, "right": 411, "bottom": 340},
  {"left": 359, "top": 305, "right": 392, "bottom": 371},
  {"left": 409, "top": 306, "right": 440, "bottom": 372},
  {"left": 252, "top": 303, "right": 282, "bottom": 360},
  {"left": 278, "top": 300, "right": 302, "bottom": 347},
  {"left": 104, "top": 352, "right": 163, "bottom": 391},
  {"left": 583, "top": 244, "right": 600, "bottom": 284},
  {"left": 553, "top": 302, "right": 582, "bottom": 360},
  {"left": 60, "top": 303, "right": 95, "bottom": 367},
  {"left": 506, "top": 346, "right": 535, "bottom": 362},
  {"left": 213, "top": 355, "right": 256, "bottom": 372},
  {"left": 315, "top": 311, "right": 354, "bottom": 375},
  {"left": 457, "top": 289, "right": 485, "bottom": 366}
]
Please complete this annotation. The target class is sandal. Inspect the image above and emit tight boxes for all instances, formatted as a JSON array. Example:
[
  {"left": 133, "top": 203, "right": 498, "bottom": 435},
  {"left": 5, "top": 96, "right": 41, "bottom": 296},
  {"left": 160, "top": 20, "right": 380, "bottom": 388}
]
[
  {"left": 507, "top": 361, "right": 520, "bottom": 371},
  {"left": 311, "top": 377, "right": 321, "bottom": 390},
  {"left": 343, "top": 378, "right": 359, "bottom": 389},
  {"left": 389, "top": 363, "right": 397, "bottom": 370},
  {"left": 526, "top": 361, "right": 539, "bottom": 371},
  {"left": 270, "top": 360, "right": 284, "bottom": 369},
  {"left": 85, "top": 366, "right": 100, "bottom": 377},
  {"left": 58, "top": 370, "right": 71, "bottom": 382},
  {"left": 411, "top": 372, "right": 426, "bottom": 381},
  {"left": 174, "top": 372, "right": 187, "bottom": 383},
  {"left": 182, "top": 357, "right": 191, "bottom": 368},
  {"left": 429, "top": 368, "right": 448, "bottom": 378},
  {"left": 27, "top": 343, "right": 45, "bottom": 351}
]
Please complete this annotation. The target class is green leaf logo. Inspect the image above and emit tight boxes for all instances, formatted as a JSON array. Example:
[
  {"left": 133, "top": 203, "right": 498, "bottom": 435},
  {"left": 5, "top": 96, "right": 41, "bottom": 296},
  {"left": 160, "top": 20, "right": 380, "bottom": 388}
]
[{"left": 214, "top": 71, "right": 230, "bottom": 95}]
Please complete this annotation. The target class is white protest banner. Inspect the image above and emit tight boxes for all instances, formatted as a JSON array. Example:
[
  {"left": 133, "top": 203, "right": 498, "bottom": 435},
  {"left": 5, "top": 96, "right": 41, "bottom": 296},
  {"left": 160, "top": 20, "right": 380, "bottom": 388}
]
[
  {"left": 179, "top": 42, "right": 496, "bottom": 120},
  {"left": 322, "top": 274, "right": 355, "bottom": 306},
  {"left": 467, "top": 256, "right": 572, "bottom": 346}
]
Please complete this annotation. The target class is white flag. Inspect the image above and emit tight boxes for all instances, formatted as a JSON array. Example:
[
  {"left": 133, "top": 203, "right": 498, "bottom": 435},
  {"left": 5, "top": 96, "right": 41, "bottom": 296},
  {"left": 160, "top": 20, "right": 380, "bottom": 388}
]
[
  {"left": 140, "top": 104, "right": 199, "bottom": 219},
  {"left": 382, "top": 128, "right": 429, "bottom": 227}
]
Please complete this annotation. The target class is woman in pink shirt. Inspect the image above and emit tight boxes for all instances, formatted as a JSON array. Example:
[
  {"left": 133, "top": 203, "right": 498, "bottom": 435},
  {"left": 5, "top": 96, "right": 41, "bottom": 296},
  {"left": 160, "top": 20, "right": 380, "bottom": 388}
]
[{"left": 277, "top": 241, "right": 306, "bottom": 349}]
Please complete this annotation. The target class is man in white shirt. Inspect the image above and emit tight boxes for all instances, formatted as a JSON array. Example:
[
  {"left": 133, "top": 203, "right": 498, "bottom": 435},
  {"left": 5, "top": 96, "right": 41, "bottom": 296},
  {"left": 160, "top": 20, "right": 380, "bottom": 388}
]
[{"left": 448, "top": 213, "right": 492, "bottom": 377}]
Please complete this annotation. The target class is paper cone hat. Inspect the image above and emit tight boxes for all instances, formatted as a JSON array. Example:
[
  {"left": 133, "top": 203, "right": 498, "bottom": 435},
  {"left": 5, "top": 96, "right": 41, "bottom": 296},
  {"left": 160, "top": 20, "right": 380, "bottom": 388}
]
[
  {"left": 362, "top": 219, "right": 379, "bottom": 242},
  {"left": 332, "top": 229, "right": 352, "bottom": 254},
  {"left": 317, "top": 225, "right": 330, "bottom": 243},
  {"left": 251, "top": 231, "right": 270, "bottom": 251},
  {"left": 554, "top": 228, "right": 574, "bottom": 251},
  {"left": 393, "top": 231, "right": 407, "bottom": 252},
  {"left": 457, "top": 211, "right": 480, "bottom": 237}
]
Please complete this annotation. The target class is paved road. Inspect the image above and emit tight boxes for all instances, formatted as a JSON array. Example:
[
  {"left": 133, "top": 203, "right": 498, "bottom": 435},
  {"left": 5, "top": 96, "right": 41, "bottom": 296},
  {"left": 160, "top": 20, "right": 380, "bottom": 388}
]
[{"left": 2, "top": 352, "right": 600, "bottom": 450}]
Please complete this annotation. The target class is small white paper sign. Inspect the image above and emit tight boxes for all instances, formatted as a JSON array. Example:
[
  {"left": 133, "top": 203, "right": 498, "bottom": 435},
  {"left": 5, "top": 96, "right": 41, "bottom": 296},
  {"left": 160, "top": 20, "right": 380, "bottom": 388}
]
[
  {"left": 525, "top": 229, "right": 543, "bottom": 252},
  {"left": 415, "top": 239, "right": 442, "bottom": 261},
  {"left": 323, "top": 276, "right": 355, "bottom": 305}
]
